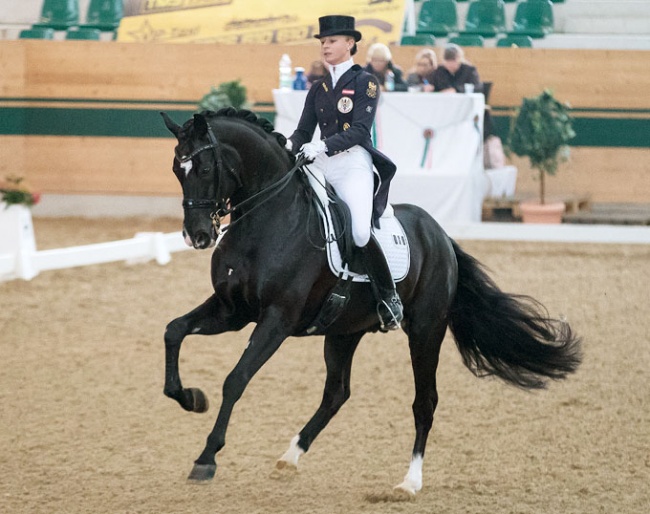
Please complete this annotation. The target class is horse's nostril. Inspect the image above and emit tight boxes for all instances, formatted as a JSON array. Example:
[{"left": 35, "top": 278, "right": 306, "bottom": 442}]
[{"left": 194, "top": 231, "right": 211, "bottom": 249}]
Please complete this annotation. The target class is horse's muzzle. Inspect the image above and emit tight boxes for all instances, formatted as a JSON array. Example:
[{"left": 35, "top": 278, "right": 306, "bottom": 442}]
[
  {"left": 183, "top": 227, "right": 216, "bottom": 250},
  {"left": 192, "top": 230, "right": 215, "bottom": 250}
]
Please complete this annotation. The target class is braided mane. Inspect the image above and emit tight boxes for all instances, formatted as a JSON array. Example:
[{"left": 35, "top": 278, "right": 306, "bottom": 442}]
[{"left": 201, "top": 107, "right": 289, "bottom": 149}]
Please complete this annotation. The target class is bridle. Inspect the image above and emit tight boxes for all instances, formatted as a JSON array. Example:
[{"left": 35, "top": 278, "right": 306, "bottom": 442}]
[
  {"left": 176, "top": 121, "right": 307, "bottom": 236},
  {"left": 175, "top": 123, "right": 241, "bottom": 233}
]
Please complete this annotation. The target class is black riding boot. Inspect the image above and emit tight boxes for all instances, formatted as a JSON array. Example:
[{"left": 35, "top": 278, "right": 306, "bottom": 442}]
[{"left": 359, "top": 235, "right": 404, "bottom": 331}]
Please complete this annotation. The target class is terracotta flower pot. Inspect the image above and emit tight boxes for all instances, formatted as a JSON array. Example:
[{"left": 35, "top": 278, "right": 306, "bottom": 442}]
[{"left": 519, "top": 200, "right": 566, "bottom": 224}]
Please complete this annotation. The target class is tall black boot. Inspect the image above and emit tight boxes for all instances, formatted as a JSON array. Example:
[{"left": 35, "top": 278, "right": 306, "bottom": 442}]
[{"left": 359, "top": 235, "right": 404, "bottom": 331}]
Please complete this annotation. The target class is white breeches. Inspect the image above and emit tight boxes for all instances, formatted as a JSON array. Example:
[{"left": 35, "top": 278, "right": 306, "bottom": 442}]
[{"left": 310, "top": 145, "right": 374, "bottom": 247}]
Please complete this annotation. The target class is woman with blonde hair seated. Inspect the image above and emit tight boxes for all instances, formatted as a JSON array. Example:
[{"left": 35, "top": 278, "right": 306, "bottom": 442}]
[
  {"left": 406, "top": 48, "right": 437, "bottom": 92},
  {"left": 363, "top": 42, "right": 407, "bottom": 91}
]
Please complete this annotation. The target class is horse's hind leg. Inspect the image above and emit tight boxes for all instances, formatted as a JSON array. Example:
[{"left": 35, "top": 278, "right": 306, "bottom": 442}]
[
  {"left": 276, "top": 332, "right": 363, "bottom": 470},
  {"left": 164, "top": 294, "right": 226, "bottom": 413},
  {"left": 394, "top": 320, "right": 447, "bottom": 496}
]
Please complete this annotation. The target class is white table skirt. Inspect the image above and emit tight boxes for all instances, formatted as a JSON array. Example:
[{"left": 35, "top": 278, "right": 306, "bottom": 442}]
[{"left": 273, "top": 90, "right": 486, "bottom": 224}]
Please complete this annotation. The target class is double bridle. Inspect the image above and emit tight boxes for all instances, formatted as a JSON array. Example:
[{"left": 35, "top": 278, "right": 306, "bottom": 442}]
[
  {"left": 176, "top": 123, "right": 242, "bottom": 234},
  {"left": 176, "top": 122, "right": 306, "bottom": 236}
]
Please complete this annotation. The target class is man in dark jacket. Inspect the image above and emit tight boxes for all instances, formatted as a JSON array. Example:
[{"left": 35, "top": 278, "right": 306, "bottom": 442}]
[{"left": 432, "top": 43, "right": 483, "bottom": 93}]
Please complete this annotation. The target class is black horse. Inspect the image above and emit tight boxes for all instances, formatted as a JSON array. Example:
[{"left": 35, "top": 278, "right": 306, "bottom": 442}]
[{"left": 160, "top": 108, "right": 581, "bottom": 496}]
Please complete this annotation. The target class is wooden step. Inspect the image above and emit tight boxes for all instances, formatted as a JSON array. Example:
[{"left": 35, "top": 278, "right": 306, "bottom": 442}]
[{"left": 482, "top": 194, "right": 591, "bottom": 221}]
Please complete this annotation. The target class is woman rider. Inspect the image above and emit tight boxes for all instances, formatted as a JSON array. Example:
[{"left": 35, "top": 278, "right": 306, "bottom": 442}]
[{"left": 287, "top": 15, "right": 403, "bottom": 331}]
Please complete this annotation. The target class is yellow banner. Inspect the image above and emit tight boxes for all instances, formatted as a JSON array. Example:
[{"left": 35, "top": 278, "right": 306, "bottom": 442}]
[{"left": 118, "top": 0, "right": 407, "bottom": 45}]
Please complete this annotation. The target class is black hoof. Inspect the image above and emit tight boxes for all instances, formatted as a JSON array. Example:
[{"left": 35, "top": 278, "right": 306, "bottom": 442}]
[
  {"left": 186, "top": 388, "right": 209, "bottom": 413},
  {"left": 187, "top": 463, "right": 217, "bottom": 482}
]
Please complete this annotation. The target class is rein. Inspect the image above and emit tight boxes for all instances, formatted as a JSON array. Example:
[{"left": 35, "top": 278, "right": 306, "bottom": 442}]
[
  {"left": 217, "top": 155, "right": 309, "bottom": 234},
  {"left": 178, "top": 120, "right": 309, "bottom": 235}
]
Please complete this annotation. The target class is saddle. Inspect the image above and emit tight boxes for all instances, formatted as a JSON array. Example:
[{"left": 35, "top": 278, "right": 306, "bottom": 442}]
[
  {"left": 298, "top": 165, "right": 410, "bottom": 335},
  {"left": 299, "top": 167, "right": 410, "bottom": 282}
]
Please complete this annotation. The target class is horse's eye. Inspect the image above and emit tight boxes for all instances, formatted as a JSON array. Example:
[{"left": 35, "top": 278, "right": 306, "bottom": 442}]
[{"left": 202, "top": 167, "right": 211, "bottom": 175}]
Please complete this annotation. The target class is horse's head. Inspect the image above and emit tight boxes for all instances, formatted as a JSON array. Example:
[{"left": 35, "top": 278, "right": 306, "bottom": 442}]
[
  {"left": 162, "top": 109, "right": 294, "bottom": 249},
  {"left": 162, "top": 111, "right": 243, "bottom": 249}
]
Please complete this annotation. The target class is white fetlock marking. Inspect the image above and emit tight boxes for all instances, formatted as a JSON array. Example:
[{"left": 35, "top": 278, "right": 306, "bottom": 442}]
[
  {"left": 277, "top": 435, "right": 304, "bottom": 468},
  {"left": 394, "top": 454, "right": 423, "bottom": 495}
]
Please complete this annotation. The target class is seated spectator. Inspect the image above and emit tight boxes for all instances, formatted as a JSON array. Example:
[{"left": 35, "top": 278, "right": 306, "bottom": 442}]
[
  {"left": 306, "top": 60, "right": 327, "bottom": 89},
  {"left": 363, "top": 43, "right": 407, "bottom": 91},
  {"left": 406, "top": 48, "right": 437, "bottom": 92},
  {"left": 432, "top": 44, "right": 483, "bottom": 93}
]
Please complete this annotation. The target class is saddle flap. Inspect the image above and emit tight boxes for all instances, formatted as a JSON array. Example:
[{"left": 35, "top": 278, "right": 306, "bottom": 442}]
[{"left": 302, "top": 165, "right": 410, "bottom": 283}]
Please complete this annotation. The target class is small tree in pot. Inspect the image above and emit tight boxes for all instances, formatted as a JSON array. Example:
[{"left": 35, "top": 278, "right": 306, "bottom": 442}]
[
  {"left": 508, "top": 90, "right": 575, "bottom": 222},
  {"left": 198, "top": 79, "right": 249, "bottom": 112}
]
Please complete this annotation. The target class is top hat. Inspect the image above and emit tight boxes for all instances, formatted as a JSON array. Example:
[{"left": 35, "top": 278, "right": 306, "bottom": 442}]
[{"left": 313, "top": 15, "right": 362, "bottom": 42}]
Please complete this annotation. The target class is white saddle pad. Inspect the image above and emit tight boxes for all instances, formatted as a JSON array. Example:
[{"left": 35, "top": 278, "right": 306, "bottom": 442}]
[{"left": 304, "top": 168, "right": 410, "bottom": 283}]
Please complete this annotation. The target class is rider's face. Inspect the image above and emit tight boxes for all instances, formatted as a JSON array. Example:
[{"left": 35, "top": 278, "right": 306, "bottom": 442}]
[{"left": 320, "top": 36, "right": 353, "bottom": 66}]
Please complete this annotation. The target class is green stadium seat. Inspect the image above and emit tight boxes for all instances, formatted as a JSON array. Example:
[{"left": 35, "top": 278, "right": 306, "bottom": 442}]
[
  {"left": 416, "top": 0, "right": 459, "bottom": 37},
  {"left": 464, "top": 0, "right": 507, "bottom": 38},
  {"left": 82, "top": 0, "right": 123, "bottom": 31},
  {"left": 33, "top": 0, "right": 79, "bottom": 31},
  {"left": 65, "top": 27, "right": 102, "bottom": 40},
  {"left": 496, "top": 34, "right": 534, "bottom": 47},
  {"left": 449, "top": 34, "right": 485, "bottom": 47},
  {"left": 511, "top": 0, "right": 555, "bottom": 38},
  {"left": 401, "top": 34, "right": 437, "bottom": 46},
  {"left": 19, "top": 27, "right": 56, "bottom": 39}
]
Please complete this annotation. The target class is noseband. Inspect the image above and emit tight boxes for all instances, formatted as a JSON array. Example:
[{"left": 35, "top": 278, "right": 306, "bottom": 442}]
[
  {"left": 177, "top": 120, "right": 308, "bottom": 237},
  {"left": 176, "top": 123, "right": 242, "bottom": 233}
]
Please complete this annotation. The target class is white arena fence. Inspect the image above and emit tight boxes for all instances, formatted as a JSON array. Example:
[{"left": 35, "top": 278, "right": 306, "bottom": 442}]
[
  {"left": 0, "top": 229, "right": 193, "bottom": 282},
  {"left": 0, "top": 202, "right": 197, "bottom": 282},
  {"left": 1, "top": 204, "right": 649, "bottom": 283}
]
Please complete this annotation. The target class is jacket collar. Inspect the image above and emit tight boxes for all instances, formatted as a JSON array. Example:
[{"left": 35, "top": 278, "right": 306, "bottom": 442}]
[{"left": 325, "top": 64, "right": 361, "bottom": 93}]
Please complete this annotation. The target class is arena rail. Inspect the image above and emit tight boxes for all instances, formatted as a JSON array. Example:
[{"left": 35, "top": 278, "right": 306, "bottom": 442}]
[
  {"left": 0, "top": 230, "right": 191, "bottom": 282},
  {"left": 3, "top": 219, "right": 649, "bottom": 283}
]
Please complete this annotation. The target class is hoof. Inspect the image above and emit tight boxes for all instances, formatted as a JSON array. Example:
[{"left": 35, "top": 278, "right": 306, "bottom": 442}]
[
  {"left": 186, "top": 388, "right": 209, "bottom": 413},
  {"left": 187, "top": 463, "right": 216, "bottom": 482},
  {"left": 275, "top": 459, "right": 298, "bottom": 471},
  {"left": 393, "top": 482, "right": 417, "bottom": 498},
  {"left": 270, "top": 461, "right": 298, "bottom": 481}
]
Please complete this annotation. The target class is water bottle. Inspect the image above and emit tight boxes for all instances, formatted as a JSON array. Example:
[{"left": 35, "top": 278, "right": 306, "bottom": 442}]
[
  {"left": 292, "top": 67, "right": 307, "bottom": 90},
  {"left": 279, "top": 54, "right": 293, "bottom": 89},
  {"left": 385, "top": 70, "right": 395, "bottom": 92}
]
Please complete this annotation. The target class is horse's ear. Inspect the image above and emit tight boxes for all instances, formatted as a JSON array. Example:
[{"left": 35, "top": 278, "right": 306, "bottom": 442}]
[
  {"left": 193, "top": 113, "right": 208, "bottom": 137},
  {"left": 161, "top": 112, "right": 181, "bottom": 138}
]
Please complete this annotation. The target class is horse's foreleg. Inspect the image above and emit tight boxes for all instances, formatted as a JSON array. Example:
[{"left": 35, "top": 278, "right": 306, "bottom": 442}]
[
  {"left": 189, "top": 308, "right": 291, "bottom": 481},
  {"left": 164, "top": 294, "right": 224, "bottom": 413},
  {"left": 276, "top": 332, "right": 363, "bottom": 471},
  {"left": 394, "top": 322, "right": 446, "bottom": 497}
]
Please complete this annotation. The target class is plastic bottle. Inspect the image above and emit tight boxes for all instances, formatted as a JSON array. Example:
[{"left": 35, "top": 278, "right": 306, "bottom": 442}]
[
  {"left": 279, "top": 54, "right": 293, "bottom": 89},
  {"left": 385, "top": 70, "right": 395, "bottom": 92},
  {"left": 292, "top": 67, "right": 307, "bottom": 90}
]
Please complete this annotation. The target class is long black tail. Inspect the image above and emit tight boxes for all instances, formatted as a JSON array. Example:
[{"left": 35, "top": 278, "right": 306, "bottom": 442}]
[{"left": 448, "top": 241, "right": 582, "bottom": 389}]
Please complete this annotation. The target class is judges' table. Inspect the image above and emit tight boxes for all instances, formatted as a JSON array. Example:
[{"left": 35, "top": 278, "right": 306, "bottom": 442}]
[{"left": 273, "top": 90, "right": 486, "bottom": 224}]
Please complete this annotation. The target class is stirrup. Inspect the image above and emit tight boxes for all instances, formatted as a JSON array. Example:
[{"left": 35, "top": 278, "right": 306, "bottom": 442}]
[{"left": 376, "top": 295, "right": 403, "bottom": 332}]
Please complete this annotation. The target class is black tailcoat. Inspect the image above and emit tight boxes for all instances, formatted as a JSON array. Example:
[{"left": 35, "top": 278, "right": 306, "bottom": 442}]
[{"left": 289, "top": 64, "right": 397, "bottom": 226}]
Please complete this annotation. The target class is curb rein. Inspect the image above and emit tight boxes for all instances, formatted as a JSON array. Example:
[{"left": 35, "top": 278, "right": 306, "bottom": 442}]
[{"left": 177, "top": 124, "right": 309, "bottom": 236}]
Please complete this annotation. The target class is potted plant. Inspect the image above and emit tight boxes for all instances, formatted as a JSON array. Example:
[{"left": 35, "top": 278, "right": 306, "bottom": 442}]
[
  {"left": 198, "top": 79, "right": 249, "bottom": 112},
  {"left": 0, "top": 175, "right": 40, "bottom": 280},
  {"left": 1, "top": 175, "right": 41, "bottom": 208},
  {"left": 508, "top": 89, "right": 575, "bottom": 223}
]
